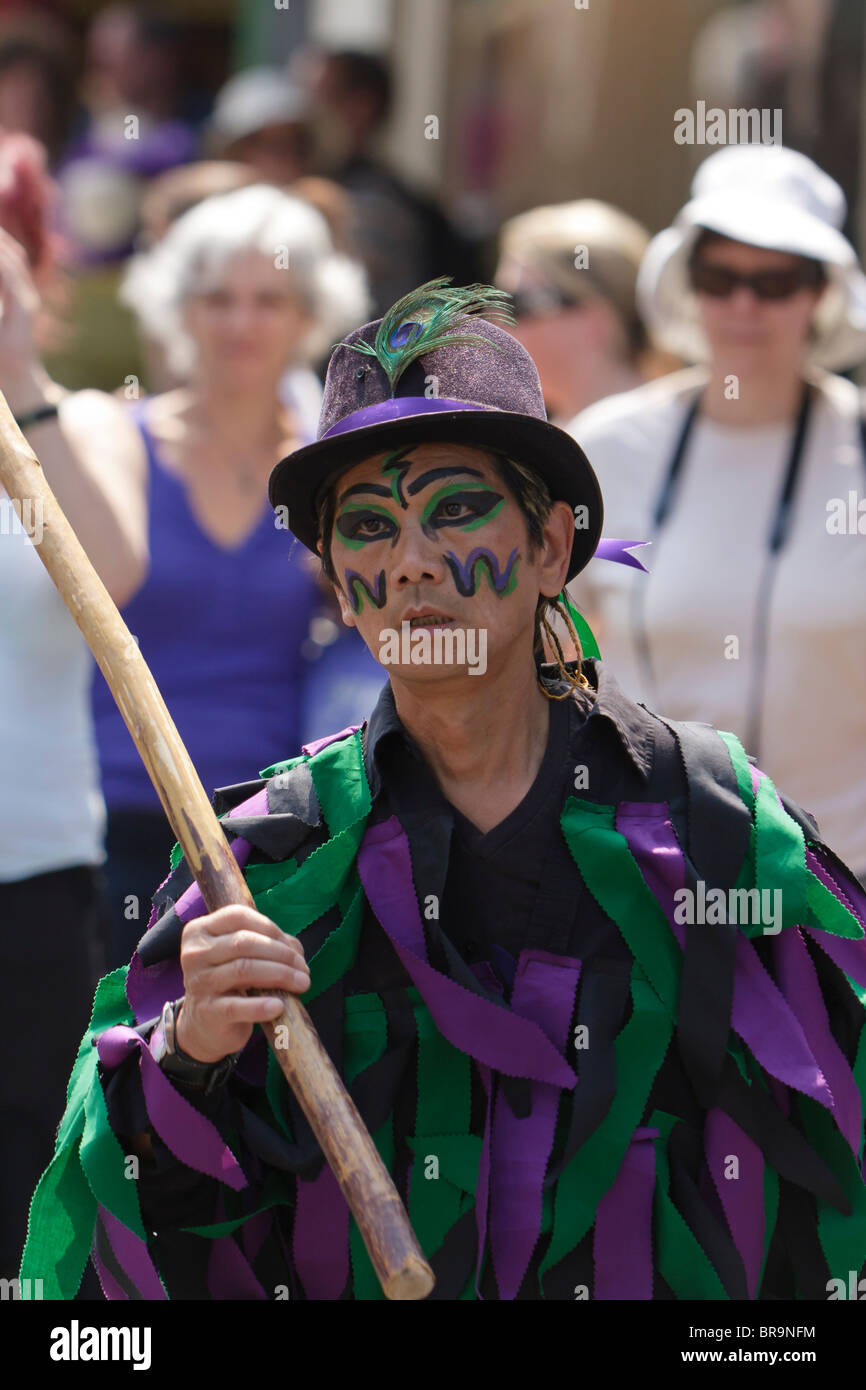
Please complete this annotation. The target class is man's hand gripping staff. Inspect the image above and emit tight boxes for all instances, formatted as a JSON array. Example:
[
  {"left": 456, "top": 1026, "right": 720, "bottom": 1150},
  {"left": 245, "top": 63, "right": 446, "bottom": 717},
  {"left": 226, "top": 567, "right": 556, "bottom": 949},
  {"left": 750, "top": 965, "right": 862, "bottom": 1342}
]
[{"left": 0, "top": 389, "right": 435, "bottom": 1301}]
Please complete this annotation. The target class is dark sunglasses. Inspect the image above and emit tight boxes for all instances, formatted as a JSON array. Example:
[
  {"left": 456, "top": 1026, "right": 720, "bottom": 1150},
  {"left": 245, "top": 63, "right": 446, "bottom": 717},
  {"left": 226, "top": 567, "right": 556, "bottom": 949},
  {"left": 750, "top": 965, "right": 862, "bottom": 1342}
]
[
  {"left": 509, "top": 284, "right": 584, "bottom": 319},
  {"left": 689, "top": 260, "right": 826, "bottom": 301}
]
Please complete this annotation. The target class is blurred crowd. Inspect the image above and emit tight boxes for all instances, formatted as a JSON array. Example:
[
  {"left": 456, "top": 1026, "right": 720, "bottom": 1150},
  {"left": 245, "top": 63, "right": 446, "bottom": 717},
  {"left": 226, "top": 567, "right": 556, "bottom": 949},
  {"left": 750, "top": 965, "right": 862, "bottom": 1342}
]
[{"left": 1, "top": 1, "right": 865, "bottom": 1293}]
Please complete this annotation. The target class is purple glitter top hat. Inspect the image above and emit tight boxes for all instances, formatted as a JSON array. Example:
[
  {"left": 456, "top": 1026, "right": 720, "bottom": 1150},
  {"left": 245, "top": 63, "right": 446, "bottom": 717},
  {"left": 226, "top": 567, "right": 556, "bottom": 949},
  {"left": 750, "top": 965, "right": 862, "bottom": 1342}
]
[{"left": 268, "top": 278, "right": 604, "bottom": 581}]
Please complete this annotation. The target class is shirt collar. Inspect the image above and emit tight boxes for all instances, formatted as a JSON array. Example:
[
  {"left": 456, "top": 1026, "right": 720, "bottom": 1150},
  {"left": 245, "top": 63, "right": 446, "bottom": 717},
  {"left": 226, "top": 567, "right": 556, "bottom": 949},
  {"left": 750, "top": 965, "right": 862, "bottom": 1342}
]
[{"left": 361, "top": 658, "right": 654, "bottom": 794}]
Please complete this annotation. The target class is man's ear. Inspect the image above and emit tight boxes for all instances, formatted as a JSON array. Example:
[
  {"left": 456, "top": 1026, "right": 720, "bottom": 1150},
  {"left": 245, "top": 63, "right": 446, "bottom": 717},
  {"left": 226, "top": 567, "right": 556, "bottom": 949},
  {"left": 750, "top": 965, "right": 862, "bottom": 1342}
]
[{"left": 538, "top": 499, "right": 575, "bottom": 599}]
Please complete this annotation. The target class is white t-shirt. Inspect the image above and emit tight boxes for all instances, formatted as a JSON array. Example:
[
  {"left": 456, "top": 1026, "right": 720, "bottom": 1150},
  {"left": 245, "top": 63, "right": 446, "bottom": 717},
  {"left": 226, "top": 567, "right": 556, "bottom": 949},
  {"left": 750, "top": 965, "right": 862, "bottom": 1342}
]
[
  {"left": 567, "top": 366, "right": 866, "bottom": 872},
  {"left": 0, "top": 496, "right": 105, "bottom": 881}
]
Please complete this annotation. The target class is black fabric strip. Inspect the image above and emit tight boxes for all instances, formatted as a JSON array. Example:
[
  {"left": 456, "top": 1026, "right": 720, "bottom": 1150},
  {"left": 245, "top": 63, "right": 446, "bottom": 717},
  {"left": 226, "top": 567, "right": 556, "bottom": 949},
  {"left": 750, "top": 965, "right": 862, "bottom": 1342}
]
[
  {"left": 717, "top": 1057, "right": 850, "bottom": 1213},
  {"left": 543, "top": 962, "right": 632, "bottom": 1187},
  {"left": 211, "top": 778, "right": 268, "bottom": 816},
  {"left": 218, "top": 812, "right": 322, "bottom": 862},
  {"left": 659, "top": 717, "right": 752, "bottom": 888},
  {"left": 666, "top": 1120, "right": 749, "bottom": 1300},
  {"left": 266, "top": 762, "right": 321, "bottom": 824},
  {"left": 775, "top": 1179, "right": 830, "bottom": 1300},
  {"left": 426, "top": 1208, "right": 478, "bottom": 1300},
  {"left": 94, "top": 1211, "right": 143, "bottom": 1301}
]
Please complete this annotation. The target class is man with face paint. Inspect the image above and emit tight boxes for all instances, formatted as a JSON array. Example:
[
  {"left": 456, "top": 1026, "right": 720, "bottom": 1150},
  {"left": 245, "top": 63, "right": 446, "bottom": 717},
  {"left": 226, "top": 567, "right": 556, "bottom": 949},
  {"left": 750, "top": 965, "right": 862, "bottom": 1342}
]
[{"left": 25, "top": 281, "right": 866, "bottom": 1302}]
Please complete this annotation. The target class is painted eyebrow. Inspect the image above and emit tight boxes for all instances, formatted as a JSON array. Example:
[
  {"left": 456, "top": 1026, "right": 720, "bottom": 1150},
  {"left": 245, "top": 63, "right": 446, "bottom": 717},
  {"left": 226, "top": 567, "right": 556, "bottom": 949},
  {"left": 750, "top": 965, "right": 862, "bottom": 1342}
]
[
  {"left": 406, "top": 466, "right": 485, "bottom": 496},
  {"left": 337, "top": 481, "right": 394, "bottom": 504}
]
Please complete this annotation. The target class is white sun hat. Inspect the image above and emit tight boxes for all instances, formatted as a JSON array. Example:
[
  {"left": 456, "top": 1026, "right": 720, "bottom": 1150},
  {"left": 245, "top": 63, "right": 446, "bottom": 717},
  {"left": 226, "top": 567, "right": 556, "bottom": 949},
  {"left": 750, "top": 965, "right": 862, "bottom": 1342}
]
[{"left": 637, "top": 144, "right": 866, "bottom": 370}]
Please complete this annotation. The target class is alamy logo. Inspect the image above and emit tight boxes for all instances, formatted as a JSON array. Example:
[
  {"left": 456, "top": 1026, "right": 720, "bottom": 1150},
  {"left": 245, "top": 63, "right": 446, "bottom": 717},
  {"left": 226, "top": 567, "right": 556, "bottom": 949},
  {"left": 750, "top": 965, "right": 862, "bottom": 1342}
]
[
  {"left": 674, "top": 102, "right": 782, "bottom": 147},
  {"left": 49, "top": 1320, "right": 152, "bottom": 1370},
  {"left": 378, "top": 621, "right": 487, "bottom": 675},
  {"left": 0, "top": 1277, "right": 42, "bottom": 1299},
  {"left": 673, "top": 882, "right": 782, "bottom": 934}
]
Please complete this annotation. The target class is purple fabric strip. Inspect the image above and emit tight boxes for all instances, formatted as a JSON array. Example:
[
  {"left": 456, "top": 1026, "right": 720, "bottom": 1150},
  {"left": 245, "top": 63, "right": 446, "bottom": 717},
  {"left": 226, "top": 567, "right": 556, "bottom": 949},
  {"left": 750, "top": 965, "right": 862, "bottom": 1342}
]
[
  {"left": 488, "top": 951, "right": 581, "bottom": 1299},
  {"left": 97, "top": 1026, "right": 247, "bottom": 1190},
  {"left": 321, "top": 397, "right": 492, "bottom": 439},
  {"left": 357, "top": 817, "right": 577, "bottom": 1087},
  {"left": 773, "top": 927, "right": 860, "bottom": 1154},
  {"left": 592, "top": 1127, "right": 658, "bottom": 1299},
  {"left": 592, "top": 538, "right": 651, "bottom": 572},
  {"left": 91, "top": 1244, "right": 127, "bottom": 1301},
  {"left": 292, "top": 1161, "right": 350, "bottom": 1300},
  {"left": 806, "top": 847, "right": 866, "bottom": 933},
  {"left": 616, "top": 802, "right": 833, "bottom": 1111},
  {"left": 207, "top": 1233, "right": 269, "bottom": 1299},
  {"left": 703, "top": 1110, "right": 765, "bottom": 1298},
  {"left": 300, "top": 724, "right": 361, "bottom": 757},
  {"left": 98, "top": 1205, "right": 166, "bottom": 1301},
  {"left": 474, "top": 1062, "right": 493, "bottom": 1300}
]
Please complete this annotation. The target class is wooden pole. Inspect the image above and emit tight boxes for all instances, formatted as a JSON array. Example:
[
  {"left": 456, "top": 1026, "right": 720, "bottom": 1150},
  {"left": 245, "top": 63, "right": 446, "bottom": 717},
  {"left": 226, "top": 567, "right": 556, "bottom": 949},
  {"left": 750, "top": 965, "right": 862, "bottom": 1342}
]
[{"left": 0, "top": 395, "right": 434, "bottom": 1301}]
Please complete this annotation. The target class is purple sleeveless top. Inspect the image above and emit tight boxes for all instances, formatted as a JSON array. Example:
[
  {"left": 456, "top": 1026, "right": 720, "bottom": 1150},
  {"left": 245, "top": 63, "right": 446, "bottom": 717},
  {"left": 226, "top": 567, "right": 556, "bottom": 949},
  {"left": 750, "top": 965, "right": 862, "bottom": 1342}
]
[{"left": 92, "top": 404, "right": 320, "bottom": 811}]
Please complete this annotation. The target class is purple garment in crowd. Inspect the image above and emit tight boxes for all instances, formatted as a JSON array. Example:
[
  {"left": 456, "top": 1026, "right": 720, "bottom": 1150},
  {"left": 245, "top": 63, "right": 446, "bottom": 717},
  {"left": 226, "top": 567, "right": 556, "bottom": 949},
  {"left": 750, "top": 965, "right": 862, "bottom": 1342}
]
[{"left": 91, "top": 403, "right": 320, "bottom": 811}]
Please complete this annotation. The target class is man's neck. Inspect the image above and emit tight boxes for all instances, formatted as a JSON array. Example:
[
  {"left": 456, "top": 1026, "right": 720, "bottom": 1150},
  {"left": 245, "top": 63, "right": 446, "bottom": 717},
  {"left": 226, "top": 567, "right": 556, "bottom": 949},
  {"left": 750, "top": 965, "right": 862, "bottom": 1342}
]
[{"left": 389, "top": 657, "right": 553, "bottom": 834}]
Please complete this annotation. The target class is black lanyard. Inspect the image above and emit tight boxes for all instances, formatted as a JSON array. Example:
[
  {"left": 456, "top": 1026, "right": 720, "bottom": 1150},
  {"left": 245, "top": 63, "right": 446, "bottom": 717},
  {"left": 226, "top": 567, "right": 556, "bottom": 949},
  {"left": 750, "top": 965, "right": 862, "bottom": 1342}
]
[{"left": 631, "top": 384, "right": 813, "bottom": 762}]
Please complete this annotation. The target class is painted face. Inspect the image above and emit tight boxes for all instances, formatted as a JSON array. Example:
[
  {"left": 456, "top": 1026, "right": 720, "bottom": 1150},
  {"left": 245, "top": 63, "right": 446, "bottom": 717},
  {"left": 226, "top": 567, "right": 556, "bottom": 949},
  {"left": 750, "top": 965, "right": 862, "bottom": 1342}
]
[{"left": 326, "top": 442, "right": 571, "bottom": 685}]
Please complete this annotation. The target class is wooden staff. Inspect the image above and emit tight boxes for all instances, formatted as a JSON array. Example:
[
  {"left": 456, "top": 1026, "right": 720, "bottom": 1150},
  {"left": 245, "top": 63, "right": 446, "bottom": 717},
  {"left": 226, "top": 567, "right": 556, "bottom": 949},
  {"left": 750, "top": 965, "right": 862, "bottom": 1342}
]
[{"left": 0, "top": 395, "right": 434, "bottom": 1301}]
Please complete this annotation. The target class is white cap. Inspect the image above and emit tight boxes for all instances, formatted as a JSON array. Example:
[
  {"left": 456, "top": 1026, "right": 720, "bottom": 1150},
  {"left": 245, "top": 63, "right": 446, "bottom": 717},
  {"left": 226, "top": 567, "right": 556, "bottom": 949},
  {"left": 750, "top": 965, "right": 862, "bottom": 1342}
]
[{"left": 209, "top": 67, "right": 309, "bottom": 145}]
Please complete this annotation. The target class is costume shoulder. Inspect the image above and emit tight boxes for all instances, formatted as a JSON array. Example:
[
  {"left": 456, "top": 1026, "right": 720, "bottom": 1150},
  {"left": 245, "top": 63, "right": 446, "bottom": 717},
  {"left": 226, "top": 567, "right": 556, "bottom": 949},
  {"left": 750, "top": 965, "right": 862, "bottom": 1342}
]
[{"left": 137, "top": 724, "right": 367, "bottom": 970}]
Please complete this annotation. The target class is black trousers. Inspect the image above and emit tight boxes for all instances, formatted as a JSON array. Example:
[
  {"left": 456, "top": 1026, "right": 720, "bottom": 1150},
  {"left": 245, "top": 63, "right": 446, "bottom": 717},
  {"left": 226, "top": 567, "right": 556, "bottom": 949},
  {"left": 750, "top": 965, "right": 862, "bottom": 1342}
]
[
  {"left": 102, "top": 807, "right": 178, "bottom": 972},
  {"left": 0, "top": 864, "right": 107, "bottom": 1283}
]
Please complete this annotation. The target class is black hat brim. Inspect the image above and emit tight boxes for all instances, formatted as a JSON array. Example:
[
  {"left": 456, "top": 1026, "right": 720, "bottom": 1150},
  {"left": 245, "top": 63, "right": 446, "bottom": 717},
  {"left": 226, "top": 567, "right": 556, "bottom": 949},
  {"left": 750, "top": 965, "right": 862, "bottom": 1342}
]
[{"left": 268, "top": 408, "right": 603, "bottom": 582}]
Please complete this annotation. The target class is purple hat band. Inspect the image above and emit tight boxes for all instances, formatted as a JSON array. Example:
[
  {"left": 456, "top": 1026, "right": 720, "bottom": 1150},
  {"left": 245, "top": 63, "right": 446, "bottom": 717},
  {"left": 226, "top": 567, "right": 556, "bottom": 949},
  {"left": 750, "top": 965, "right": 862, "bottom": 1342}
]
[{"left": 320, "top": 396, "right": 496, "bottom": 439}]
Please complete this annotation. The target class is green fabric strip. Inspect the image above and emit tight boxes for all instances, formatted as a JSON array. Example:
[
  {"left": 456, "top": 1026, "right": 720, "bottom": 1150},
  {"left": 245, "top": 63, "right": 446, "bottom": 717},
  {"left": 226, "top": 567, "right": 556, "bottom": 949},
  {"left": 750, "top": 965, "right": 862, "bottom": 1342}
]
[
  {"left": 409, "top": 998, "right": 472, "bottom": 1257},
  {"left": 753, "top": 772, "right": 807, "bottom": 932},
  {"left": 799, "top": 1095, "right": 866, "bottom": 1281},
  {"left": 805, "top": 870, "right": 865, "bottom": 940},
  {"left": 560, "top": 798, "right": 681, "bottom": 1015},
  {"left": 561, "top": 593, "right": 601, "bottom": 661},
  {"left": 20, "top": 967, "right": 135, "bottom": 1297},
  {"left": 79, "top": 1067, "right": 146, "bottom": 1239},
  {"left": 539, "top": 969, "right": 672, "bottom": 1277},
  {"left": 715, "top": 730, "right": 756, "bottom": 817}
]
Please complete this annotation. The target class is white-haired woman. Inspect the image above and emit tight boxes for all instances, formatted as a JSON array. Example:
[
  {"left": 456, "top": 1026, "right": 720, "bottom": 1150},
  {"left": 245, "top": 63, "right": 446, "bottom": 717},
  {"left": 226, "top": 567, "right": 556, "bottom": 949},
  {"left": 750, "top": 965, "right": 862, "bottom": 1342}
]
[
  {"left": 93, "top": 183, "right": 372, "bottom": 967},
  {"left": 568, "top": 145, "right": 866, "bottom": 878}
]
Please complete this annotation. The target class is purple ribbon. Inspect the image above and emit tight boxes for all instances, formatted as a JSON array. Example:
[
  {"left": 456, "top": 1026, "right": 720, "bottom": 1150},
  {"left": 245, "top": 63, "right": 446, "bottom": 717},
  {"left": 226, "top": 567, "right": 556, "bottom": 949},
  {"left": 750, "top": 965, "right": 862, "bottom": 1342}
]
[
  {"left": 207, "top": 1231, "right": 269, "bottom": 1300},
  {"left": 703, "top": 1110, "right": 765, "bottom": 1297},
  {"left": 357, "top": 817, "right": 577, "bottom": 1087},
  {"left": 300, "top": 725, "right": 361, "bottom": 758},
  {"left": 593, "top": 1127, "right": 659, "bottom": 1299},
  {"left": 97, "top": 1026, "right": 247, "bottom": 1190},
  {"left": 614, "top": 802, "right": 833, "bottom": 1111},
  {"left": 321, "top": 397, "right": 494, "bottom": 439},
  {"left": 592, "top": 537, "right": 651, "bottom": 572},
  {"left": 292, "top": 1162, "right": 350, "bottom": 1300},
  {"left": 96, "top": 1205, "right": 166, "bottom": 1301},
  {"left": 488, "top": 951, "right": 581, "bottom": 1299}
]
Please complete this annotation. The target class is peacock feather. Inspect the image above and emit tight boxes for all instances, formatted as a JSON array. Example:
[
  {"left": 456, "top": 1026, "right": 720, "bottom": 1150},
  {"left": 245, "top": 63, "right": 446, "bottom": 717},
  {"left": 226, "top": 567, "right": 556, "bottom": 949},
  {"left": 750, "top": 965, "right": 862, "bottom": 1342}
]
[{"left": 343, "top": 276, "right": 515, "bottom": 395}]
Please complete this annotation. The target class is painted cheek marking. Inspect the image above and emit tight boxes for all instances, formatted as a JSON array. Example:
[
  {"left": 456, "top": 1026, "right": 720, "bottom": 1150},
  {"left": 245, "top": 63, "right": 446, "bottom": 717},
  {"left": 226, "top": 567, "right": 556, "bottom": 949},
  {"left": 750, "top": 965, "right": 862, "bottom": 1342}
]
[
  {"left": 444, "top": 547, "right": 520, "bottom": 597},
  {"left": 345, "top": 568, "right": 387, "bottom": 614}
]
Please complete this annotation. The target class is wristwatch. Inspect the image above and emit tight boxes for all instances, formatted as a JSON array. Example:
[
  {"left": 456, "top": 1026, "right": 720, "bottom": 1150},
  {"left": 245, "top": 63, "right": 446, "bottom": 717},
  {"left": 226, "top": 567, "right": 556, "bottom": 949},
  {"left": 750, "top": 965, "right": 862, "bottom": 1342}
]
[{"left": 149, "top": 999, "right": 238, "bottom": 1094}]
